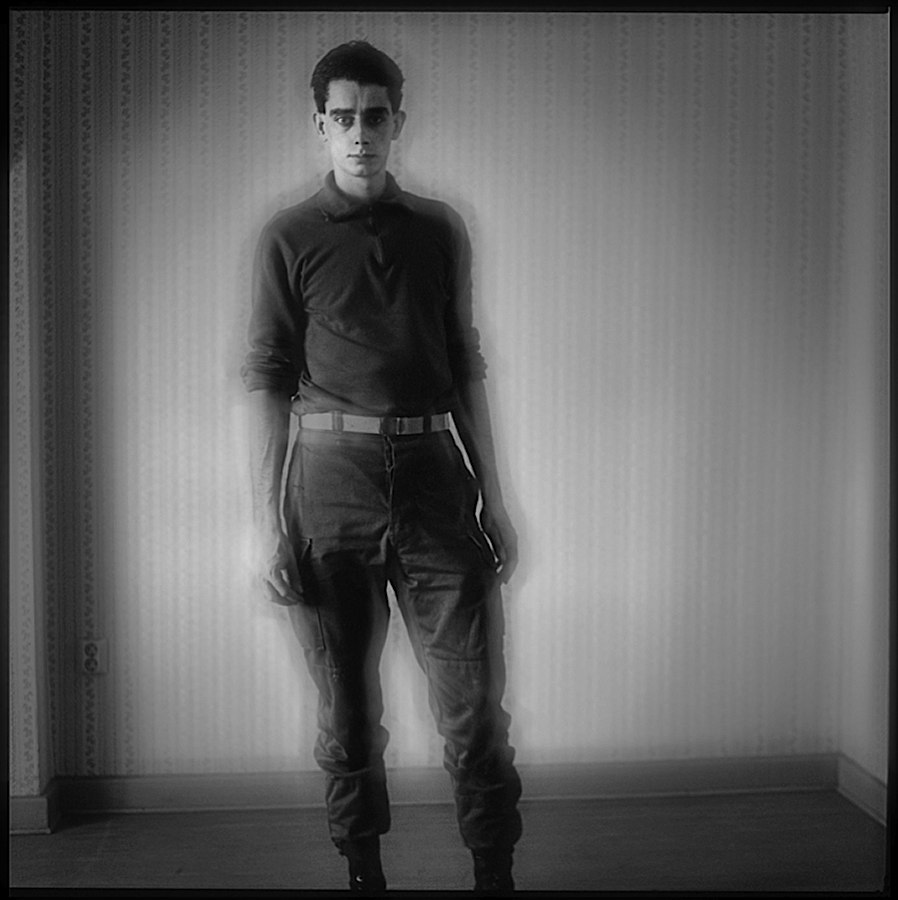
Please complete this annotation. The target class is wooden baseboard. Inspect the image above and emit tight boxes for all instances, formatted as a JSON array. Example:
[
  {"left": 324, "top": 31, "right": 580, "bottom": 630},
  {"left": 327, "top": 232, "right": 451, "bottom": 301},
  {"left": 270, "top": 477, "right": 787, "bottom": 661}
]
[
  {"left": 10, "top": 753, "right": 846, "bottom": 833},
  {"left": 837, "top": 754, "right": 887, "bottom": 825},
  {"left": 512, "top": 754, "right": 839, "bottom": 801},
  {"left": 8, "top": 779, "right": 61, "bottom": 835}
]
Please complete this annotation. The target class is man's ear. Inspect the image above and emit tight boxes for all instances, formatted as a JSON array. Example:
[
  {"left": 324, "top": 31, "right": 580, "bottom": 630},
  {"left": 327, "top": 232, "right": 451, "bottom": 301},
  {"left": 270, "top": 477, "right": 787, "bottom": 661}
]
[
  {"left": 392, "top": 110, "right": 407, "bottom": 140},
  {"left": 313, "top": 111, "right": 328, "bottom": 142}
]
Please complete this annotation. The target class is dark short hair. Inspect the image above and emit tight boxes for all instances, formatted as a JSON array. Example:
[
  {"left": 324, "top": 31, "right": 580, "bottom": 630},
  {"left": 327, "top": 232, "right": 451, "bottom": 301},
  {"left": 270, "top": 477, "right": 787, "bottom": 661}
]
[{"left": 310, "top": 41, "right": 404, "bottom": 113}]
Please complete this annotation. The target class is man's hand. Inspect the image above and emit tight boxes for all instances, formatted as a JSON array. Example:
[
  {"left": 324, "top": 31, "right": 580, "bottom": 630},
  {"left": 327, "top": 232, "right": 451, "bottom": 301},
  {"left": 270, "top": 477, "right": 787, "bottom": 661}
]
[
  {"left": 480, "top": 501, "right": 519, "bottom": 584},
  {"left": 451, "top": 382, "right": 518, "bottom": 585},
  {"left": 246, "top": 390, "right": 299, "bottom": 605},
  {"left": 257, "top": 529, "right": 303, "bottom": 606}
]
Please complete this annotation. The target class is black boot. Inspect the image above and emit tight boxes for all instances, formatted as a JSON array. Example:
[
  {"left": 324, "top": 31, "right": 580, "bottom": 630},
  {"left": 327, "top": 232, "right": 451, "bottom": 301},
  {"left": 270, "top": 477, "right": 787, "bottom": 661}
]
[
  {"left": 339, "top": 836, "right": 387, "bottom": 894},
  {"left": 472, "top": 848, "right": 515, "bottom": 895}
]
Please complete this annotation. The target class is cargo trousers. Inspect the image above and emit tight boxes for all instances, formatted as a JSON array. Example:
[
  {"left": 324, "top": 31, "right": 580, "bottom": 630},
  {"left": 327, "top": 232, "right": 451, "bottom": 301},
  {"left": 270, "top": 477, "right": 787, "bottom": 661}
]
[{"left": 282, "top": 423, "right": 523, "bottom": 853}]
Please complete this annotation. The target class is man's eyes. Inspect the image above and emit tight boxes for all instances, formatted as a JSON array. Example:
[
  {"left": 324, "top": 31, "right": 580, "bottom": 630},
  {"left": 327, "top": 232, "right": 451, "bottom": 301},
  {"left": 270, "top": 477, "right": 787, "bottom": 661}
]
[{"left": 334, "top": 114, "right": 388, "bottom": 128}]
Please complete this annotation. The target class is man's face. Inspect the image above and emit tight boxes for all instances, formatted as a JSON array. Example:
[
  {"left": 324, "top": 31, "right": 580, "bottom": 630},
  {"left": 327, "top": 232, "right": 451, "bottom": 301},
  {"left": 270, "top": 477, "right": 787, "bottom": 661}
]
[{"left": 314, "top": 79, "right": 406, "bottom": 191}]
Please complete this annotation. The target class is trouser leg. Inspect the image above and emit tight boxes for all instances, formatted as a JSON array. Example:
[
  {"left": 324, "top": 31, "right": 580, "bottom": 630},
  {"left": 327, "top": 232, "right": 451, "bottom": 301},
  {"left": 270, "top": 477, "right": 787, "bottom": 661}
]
[
  {"left": 283, "top": 430, "right": 394, "bottom": 848},
  {"left": 390, "top": 549, "right": 522, "bottom": 852},
  {"left": 288, "top": 555, "right": 392, "bottom": 846},
  {"left": 388, "top": 432, "right": 523, "bottom": 853}
]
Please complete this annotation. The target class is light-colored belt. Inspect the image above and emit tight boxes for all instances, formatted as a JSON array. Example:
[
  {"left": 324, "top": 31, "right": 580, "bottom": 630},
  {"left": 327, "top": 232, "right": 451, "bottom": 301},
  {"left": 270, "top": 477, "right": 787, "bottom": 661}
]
[{"left": 300, "top": 410, "right": 452, "bottom": 436}]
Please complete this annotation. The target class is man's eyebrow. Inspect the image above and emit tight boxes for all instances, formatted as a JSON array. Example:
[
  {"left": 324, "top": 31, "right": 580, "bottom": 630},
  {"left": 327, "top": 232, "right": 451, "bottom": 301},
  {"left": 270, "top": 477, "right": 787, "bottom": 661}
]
[{"left": 328, "top": 107, "right": 391, "bottom": 117}]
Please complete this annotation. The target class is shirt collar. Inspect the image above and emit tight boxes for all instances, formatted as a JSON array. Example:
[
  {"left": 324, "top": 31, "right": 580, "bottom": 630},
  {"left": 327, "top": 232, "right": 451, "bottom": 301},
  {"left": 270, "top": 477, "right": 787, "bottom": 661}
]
[{"left": 316, "top": 171, "right": 414, "bottom": 221}]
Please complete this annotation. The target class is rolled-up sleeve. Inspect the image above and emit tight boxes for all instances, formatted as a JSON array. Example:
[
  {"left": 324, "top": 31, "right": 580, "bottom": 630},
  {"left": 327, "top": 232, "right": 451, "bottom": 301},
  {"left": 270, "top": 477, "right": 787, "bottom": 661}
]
[
  {"left": 444, "top": 210, "right": 488, "bottom": 386},
  {"left": 241, "top": 219, "right": 305, "bottom": 396}
]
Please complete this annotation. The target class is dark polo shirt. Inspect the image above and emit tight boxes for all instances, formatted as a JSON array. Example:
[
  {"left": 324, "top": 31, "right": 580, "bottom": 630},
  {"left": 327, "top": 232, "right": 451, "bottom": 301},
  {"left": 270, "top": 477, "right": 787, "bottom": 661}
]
[{"left": 242, "top": 172, "right": 486, "bottom": 417}]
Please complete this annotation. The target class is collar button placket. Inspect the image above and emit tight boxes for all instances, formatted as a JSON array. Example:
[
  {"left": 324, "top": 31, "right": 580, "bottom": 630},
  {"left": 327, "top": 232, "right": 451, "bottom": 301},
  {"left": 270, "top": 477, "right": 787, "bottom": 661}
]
[{"left": 366, "top": 209, "right": 385, "bottom": 268}]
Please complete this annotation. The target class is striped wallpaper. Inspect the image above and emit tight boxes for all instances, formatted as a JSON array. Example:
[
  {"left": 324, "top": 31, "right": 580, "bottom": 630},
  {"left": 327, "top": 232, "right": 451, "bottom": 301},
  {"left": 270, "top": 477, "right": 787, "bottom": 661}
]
[{"left": 10, "top": 12, "right": 889, "bottom": 792}]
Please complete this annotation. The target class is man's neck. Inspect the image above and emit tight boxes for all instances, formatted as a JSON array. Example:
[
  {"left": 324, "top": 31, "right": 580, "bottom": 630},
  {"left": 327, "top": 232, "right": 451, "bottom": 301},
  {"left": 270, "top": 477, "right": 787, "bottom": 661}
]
[{"left": 333, "top": 170, "right": 388, "bottom": 203}]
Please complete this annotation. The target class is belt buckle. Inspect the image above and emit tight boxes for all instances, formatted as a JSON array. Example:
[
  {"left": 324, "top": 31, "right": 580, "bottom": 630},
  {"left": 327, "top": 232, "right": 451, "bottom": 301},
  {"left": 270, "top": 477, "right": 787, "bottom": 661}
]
[{"left": 387, "top": 416, "right": 423, "bottom": 436}]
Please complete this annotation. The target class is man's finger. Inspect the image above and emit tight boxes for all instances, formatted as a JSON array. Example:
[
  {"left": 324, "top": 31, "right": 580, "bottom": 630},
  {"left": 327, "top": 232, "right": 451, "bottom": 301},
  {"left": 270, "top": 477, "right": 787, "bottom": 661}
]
[
  {"left": 498, "top": 554, "right": 518, "bottom": 584},
  {"left": 262, "top": 571, "right": 302, "bottom": 606},
  {"left": 484, "top": 528, "right": 518, "bottom": 584},
  {"left": 283, "top": 554, "right": 302, "bottom": 590},
  {"left": 495, "top": 530, "right": 518, "bottom": 584}
]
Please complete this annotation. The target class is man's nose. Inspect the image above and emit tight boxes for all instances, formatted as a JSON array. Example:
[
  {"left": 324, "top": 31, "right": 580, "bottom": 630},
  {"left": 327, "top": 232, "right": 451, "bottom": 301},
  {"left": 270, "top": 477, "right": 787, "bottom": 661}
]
[{"left": 352, "top": 121, "right": 371, "bottom": 144}]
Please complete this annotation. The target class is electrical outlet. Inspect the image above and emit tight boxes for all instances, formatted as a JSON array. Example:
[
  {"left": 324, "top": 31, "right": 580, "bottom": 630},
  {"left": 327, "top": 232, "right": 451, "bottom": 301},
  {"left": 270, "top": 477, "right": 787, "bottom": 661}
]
[{"left": 81, "top": 639, "right": 108, "bottom": 675}]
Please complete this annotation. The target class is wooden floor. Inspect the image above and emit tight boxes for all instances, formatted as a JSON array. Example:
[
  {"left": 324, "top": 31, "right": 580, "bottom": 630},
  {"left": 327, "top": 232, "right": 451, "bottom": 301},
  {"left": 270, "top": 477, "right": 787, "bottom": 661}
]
[{"left": 9, "top": 790, "right": 888, "bottom": 896}]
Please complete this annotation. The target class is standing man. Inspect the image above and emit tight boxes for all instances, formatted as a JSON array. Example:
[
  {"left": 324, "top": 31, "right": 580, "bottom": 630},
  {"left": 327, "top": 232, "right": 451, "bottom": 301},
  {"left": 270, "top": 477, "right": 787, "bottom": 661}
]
[{"left": 242, "top": 41, "right": 522, "bottom": 895}]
